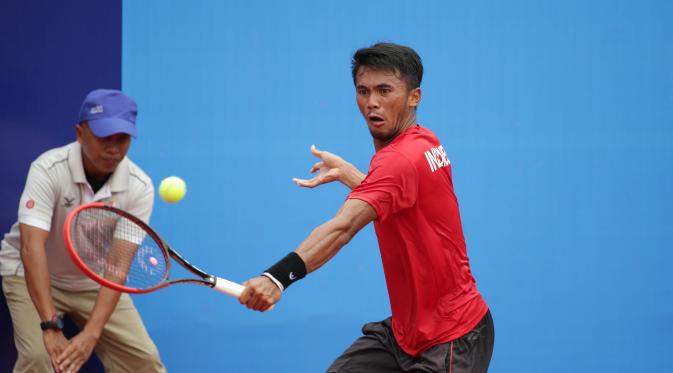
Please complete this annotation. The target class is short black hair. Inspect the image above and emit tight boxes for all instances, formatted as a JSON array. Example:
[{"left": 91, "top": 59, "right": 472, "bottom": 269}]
[{"left": 351, "top": 42, "right": 423, "bottom": 89}]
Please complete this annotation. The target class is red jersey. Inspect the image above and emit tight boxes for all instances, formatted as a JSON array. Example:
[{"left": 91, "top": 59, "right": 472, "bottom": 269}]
[{"left": 348, "top": 125, "right": 488, "bottom": 356}]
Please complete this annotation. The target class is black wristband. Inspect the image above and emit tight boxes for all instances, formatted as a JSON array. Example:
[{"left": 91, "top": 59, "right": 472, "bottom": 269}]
[{"left": 263, "top": 252, "right": 307, "bottom": 290}]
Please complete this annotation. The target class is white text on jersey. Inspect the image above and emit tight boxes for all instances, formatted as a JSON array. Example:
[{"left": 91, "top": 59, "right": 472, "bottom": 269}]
[{"left": 424, "top": 145, "right": 450, "bottom": 172}]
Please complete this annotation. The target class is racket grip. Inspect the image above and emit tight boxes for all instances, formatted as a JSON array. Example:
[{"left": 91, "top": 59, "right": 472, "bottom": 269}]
[
  {"left": 213, "top": 277, "right": 244, "bottom": 297},
  {"left": 213, "top": 276, "right": 276, "bottom": 311}
]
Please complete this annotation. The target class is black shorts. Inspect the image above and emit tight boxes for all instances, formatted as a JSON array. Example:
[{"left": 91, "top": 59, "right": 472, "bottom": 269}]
[{"left": 326, "top": 310, "right": 494, "bottom": 373}]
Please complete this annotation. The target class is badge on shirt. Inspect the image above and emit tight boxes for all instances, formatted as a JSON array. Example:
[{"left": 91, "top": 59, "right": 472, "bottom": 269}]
[{"left": 63, "top": 196, "right": 75, "bottom": 208}]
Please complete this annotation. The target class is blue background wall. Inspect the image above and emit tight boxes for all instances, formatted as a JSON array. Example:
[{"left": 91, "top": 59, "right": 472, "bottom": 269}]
[
  {"left": 3, "top": 1, "right": 673, "bottom": 372},
  {"left": 1, "top": 0, "right": 120, "bottom": 371}
]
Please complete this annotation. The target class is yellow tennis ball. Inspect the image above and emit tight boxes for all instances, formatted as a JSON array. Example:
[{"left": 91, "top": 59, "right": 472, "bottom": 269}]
[{"left": 159, "top": 176, "right": 187, "bottom": 203}]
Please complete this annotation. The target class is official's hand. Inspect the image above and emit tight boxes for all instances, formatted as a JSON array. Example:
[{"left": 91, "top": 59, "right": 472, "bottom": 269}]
[
  {"left": 56, "top": 330, "right": 98, "bottom": 373},
  {"left": 293, "top": 145, "right": 348, "bottom": 188},
  {"left": 239, "top": 276, "right": 281, "bottom": 312},
  {"left": 43, "top": 329, "right": 69, "bottom": 373}
]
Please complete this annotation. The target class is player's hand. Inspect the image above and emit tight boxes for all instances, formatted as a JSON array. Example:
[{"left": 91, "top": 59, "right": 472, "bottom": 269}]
[
  {"left": 43, "top": 329, "right": 69, "bottom": 372},
  {"left": 293, "top": 145, "right": 348, "bottom": 188},
  {"left": 56, "top": 330, "right": 98, "bottom": 373},
  {"left": 240, "top": 276, "right": 281, "bottom": 312}
]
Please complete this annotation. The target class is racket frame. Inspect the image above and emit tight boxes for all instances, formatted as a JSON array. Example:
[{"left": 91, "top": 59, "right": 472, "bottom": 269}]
[{"left": 64, "top": 202, "right": 219, "bottom": 294}]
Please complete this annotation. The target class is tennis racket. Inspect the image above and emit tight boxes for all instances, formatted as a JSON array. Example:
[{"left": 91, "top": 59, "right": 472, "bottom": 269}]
[{"left": 63, "top": 202, "right": 244, "bottom": 298}]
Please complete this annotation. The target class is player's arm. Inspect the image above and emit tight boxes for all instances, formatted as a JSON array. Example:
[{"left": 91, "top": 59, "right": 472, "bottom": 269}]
[
  {"left": 56, "top": 240, "right": 129, "bottom": 373},
  {"left": 240, "top": 198, "right": 376, "bottom": 311},
  {"left": 58, "top": 180, "right": 154, "bottom": 372},
  {"left": 295, "top": 199, "right": 375, "bottom": 272},
  {"left": 20, "top": 223, "right": 68, "bottom": 372},
  {"left": 292, "top": 145, "right": 366, "bottom": 190},
  {"left": 55, "top": 245, "right": 125, "bottom": 373},
  {"left": 56, "top": 286, "right": 121, "bottom": 372}
]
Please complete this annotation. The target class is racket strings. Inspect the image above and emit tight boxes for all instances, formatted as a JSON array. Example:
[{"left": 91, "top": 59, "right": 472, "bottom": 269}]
[{"left": 70, "top": 208, "right": 169, "bottom": 290}]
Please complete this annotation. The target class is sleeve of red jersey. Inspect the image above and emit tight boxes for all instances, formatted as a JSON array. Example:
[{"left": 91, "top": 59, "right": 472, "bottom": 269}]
[{"left": 347, "top": 151, "right": 418, "bottom": 222}]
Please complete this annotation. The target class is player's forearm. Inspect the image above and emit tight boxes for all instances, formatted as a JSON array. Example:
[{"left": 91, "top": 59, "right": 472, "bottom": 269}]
[
  {"left": 82, "top": 287, "right": 121, "bottom": 338},
  {"left": 263, "top": 200, "right": 374, "bottom": 292},
  {"left": 295, "top": 217, "right": 355, "bottom": 273},
  {"left": 340, "top": 162, "right": 366, "bottom": 190},
  {"left": 296, "top": 199, "right": 376, "bottom": 273},
  {"left": 21, "top": 244, "right": 58, "bottom": 320}
]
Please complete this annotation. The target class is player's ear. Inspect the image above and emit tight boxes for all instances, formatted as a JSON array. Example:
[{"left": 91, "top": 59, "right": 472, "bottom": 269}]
[
  {"left": 75, "top": 122, "right": 85, "bottom": 144},
  {"left": 408, "top": 87, "right": 421, "bottom": 108}
]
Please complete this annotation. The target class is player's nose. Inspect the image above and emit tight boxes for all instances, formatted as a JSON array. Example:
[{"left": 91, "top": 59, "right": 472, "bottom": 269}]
[{"left": 366, "top": 96, "right": 380, "bottom": 109}]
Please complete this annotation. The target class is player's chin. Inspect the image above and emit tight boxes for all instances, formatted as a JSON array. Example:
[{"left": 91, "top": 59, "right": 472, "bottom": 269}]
[
  {"left": 98, "top": 159, "right": 120, "bottom": 172},
  {"left": 368, "top": 127, "right": 394, "bottom": 142}
]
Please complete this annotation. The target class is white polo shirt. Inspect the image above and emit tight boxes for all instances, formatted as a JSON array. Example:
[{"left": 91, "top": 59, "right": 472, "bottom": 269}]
[{"left": 0, "top": 142, "right": 154, "bottom": 291}]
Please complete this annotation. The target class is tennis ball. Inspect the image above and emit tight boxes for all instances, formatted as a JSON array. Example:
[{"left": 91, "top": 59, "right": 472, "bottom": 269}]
[{"left": 159, "top": 176, "right": 187, "bottom": 204}]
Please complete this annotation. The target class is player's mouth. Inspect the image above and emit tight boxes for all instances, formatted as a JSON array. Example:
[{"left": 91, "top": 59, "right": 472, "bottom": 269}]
[{"left": 368, "top": 114, "right": 385, "bottom": 127}]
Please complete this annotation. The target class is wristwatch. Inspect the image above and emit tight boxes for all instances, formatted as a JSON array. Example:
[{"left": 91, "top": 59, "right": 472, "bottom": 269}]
[{"left": 40, "top": 314, "right": 64, "bottom": 331}]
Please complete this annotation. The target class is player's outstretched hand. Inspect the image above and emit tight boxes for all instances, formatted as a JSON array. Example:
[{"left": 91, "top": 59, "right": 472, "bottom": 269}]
[
  {"left": 292, "top": 145, "right": 347, "bottom": 188},
  {"left": 240, "top": 276, "right": 281, "bottom": 312}
]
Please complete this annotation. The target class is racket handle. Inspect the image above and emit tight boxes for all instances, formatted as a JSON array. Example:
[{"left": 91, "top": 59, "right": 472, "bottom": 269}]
[
  {"left": 213, "top": 277, "right": 244, "bottom": 297},
  {"left": 213, "top": 276, "right": 276, "bottom": 311}
]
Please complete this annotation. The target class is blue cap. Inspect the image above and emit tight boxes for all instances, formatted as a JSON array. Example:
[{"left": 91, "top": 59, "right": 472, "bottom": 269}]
[{"left": 78, "top": 89, "right": 138, "bottom": 138}]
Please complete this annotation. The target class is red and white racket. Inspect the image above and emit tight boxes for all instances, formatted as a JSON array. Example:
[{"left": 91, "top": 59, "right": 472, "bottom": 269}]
[{"left": 63, "top": 202, "right": 243, "bottom": 297}]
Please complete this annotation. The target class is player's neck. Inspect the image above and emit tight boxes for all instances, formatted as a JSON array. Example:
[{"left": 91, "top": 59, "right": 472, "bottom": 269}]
[{"left": 85, "top": 170, "right": 111, "bottom": 193}]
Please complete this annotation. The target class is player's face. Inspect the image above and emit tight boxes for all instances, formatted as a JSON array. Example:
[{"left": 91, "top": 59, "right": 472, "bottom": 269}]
[
  {"left": 76, "top": 123, "right": 131, "bottom": 179},
  {"left": 355, "top": 67, "right": 421, "bottom": 148}
]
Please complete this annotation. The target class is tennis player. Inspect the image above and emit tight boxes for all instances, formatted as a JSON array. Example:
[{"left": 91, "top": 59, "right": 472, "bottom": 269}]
[
  {"left": 0, "top": 89, "right": 165, "bottom": 372},
  {"left": 240, "top": 42, "right": 494, "bottom": 372}
]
